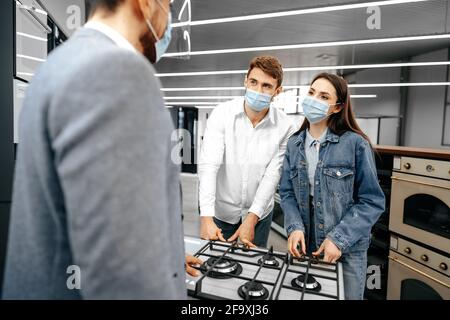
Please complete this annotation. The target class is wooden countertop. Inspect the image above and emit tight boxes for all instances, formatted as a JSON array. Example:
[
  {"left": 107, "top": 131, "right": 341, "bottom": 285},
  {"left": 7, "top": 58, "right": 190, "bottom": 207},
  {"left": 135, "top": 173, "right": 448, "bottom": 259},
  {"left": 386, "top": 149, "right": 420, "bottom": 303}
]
[{"left": 374, "top": 145, "right": 450, "bottom": 160}]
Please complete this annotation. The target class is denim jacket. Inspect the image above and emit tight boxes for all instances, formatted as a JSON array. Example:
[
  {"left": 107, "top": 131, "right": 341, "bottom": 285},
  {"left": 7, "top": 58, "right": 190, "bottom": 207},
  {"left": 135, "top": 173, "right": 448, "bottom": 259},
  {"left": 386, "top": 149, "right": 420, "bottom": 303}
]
[{"left": 279, "top": 129, "right": 385, "bottom": 253}]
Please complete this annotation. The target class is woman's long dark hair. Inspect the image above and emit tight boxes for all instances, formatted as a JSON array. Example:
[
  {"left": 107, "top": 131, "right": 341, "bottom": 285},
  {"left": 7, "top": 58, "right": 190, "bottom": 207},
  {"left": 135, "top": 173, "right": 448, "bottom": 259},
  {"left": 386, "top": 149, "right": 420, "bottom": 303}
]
[{"left": 299, "top": 72, "right": 371, "bottom": 144}]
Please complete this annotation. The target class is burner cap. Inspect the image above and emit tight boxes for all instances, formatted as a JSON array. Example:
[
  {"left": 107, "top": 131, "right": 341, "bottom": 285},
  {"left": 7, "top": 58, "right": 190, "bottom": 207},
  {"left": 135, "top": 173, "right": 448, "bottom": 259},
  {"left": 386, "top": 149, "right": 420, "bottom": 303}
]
[
  {"left": 201, "top": 257, "right": 243, "bottom": 279},
  {"left": 238, "top": 281, "right": 269, "bottom": 300},
  {"left": 206, "top": 257, "right": 237, "bottom": 272},
  {"left": 258, "top": 254, "right": 279, "bottom": 267},
  {"left": 291, "top": 274, "right": 322, "bottom": 292}
]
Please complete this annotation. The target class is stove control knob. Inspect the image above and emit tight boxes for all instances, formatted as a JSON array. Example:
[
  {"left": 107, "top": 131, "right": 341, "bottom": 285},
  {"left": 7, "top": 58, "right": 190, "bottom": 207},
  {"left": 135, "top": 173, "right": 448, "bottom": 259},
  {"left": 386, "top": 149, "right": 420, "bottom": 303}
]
[
  {"left": 404, "top": 247, "right": 411, "bottom": 254},
  {"left": 439, "top": 263, "right": 448, "bottom": 271},
  {"left": 404, "top": 163, "right": 411, "bottom": 170},
  {"left": 421, "top": 254, "right": 429, "bottom": 262}
]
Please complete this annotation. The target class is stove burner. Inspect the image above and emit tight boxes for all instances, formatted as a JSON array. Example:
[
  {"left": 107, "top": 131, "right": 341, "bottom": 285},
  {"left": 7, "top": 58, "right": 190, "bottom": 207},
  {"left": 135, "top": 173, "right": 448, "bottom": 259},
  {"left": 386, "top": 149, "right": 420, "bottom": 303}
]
[
  {"left": 311, "top": 255, "right": 320, "bottom": 264},
  {"left": 291, "top": 274, "right": 322, "bottom": 292},
  {"left": 238, "top": 281, "right": 269, "bottom": 300},
  {"left": 295, "top": 254, "right": 320, "bottom": 264},
  {"left": 201, "top": 257, "right": 243, "bottom": 279},
  {"left": 257, "top": 254, "right": 279, "bottom": 267}
]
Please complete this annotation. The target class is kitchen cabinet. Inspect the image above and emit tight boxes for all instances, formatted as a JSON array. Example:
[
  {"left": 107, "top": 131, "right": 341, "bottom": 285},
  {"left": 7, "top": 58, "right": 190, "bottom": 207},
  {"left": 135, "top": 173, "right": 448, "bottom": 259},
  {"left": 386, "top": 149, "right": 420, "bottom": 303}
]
[
  {"left": 15, "top": 0, "right": 49, "bottom": 82},
  {"left": 13, "top": 80, "right": 28, "bottom": 144}
]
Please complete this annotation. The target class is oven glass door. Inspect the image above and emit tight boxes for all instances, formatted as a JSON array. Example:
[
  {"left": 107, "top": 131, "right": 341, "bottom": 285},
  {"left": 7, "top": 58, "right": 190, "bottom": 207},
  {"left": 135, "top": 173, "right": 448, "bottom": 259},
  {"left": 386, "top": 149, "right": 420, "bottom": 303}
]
[
  {"left": 400, "top": 279, "right": 443, "bottom": 300},
  {"left": 403, "top": 194, "right": 449, "bottom": 240}
]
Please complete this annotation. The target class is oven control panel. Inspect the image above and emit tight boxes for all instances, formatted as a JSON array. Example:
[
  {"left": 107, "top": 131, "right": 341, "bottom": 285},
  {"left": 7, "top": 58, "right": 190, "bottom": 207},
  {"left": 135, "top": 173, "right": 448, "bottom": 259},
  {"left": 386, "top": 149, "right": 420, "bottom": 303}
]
[
  {"left": 394, "top": 156, "right": 450, "bottom": 180},
  {"left": 390, "top": 235, "right": 450, "bottom": 277}
]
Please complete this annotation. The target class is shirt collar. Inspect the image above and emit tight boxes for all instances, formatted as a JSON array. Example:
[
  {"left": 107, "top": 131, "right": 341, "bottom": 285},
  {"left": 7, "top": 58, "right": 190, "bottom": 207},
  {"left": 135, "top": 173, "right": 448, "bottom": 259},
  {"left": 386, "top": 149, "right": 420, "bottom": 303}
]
[
  {"left": 234, "top": 98, "right": 276, "bottom": 125},
  {"left": 84, "top": 21, "right": 137, "bottom": 53},
  {"left": 305, "top": 128, "right": 328, "bottom": 147}
]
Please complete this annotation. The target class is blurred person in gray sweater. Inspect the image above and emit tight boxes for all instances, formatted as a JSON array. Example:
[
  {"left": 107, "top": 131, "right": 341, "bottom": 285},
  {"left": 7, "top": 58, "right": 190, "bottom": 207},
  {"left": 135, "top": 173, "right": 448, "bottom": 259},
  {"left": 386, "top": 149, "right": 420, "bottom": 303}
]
[{"left": 3, "top": 0, "right": 201, "bottom": 299}]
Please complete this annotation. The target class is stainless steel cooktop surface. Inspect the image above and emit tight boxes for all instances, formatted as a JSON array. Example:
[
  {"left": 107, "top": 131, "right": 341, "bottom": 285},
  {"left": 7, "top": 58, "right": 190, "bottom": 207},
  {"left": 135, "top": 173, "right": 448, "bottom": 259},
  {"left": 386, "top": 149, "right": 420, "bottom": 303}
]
[{"left": 184, "top": 237, "right": 345, "bottom": 300}]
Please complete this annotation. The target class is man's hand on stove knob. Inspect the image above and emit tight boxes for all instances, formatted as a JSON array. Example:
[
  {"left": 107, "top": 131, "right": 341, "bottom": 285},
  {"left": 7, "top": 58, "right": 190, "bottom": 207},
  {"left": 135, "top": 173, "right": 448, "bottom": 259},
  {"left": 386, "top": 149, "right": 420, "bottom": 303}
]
[
  {"left": 227, "top": 212, "right": 258, "bottom": 248},
  {"left": 288, "top": 230, "right": 306, "bottom": 257},
  {"left": 313, "top": 238, "right": 342, "bottom": 263},
  {"left": 185, "top": 255, "right": 203, "bottom": 277},
  {"left": 200, "top": 217, "right": 226, "bottom": 242}
]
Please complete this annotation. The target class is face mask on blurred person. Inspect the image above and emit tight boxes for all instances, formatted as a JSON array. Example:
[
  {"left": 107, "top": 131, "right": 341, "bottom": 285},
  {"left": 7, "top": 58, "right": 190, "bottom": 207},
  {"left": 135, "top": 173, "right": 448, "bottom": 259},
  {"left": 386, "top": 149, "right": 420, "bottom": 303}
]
[{"left": 142, "top": 0, "right": 172, "bottom": 63}]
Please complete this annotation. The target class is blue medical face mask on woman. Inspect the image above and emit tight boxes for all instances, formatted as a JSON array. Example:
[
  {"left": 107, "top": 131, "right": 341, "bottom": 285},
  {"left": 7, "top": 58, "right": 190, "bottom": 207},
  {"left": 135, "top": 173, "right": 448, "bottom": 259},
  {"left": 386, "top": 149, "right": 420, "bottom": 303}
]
[
  {"left": 245, "top": 88, "right": 273, "bottom": 112},
  {"left": 302, "top": 95, "right": 339, "bottom": 124}
]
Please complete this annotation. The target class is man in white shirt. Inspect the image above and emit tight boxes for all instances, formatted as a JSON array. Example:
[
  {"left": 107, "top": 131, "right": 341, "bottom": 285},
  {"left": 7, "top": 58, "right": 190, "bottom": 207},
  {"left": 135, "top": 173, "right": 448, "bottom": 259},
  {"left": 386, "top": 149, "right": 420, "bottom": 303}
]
[{"left": 199, "top": 56, "right": 297, "bottom": 248}]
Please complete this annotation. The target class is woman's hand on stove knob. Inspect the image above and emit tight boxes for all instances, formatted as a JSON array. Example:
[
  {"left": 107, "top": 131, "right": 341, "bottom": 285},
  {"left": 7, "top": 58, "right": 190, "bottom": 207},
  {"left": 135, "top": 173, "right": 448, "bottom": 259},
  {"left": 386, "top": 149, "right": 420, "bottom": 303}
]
[
  {"left": 185, "top": 255, "right": 203, "bottom": 277},
  {"left": 313, "top": 238, "right": 341, "bottom": 263},
  {"left": 200, "top": 217, "right": 226, "bottom": 242},
  {"left": 288, "top": 230, "right": 306, "bottom": 257}
]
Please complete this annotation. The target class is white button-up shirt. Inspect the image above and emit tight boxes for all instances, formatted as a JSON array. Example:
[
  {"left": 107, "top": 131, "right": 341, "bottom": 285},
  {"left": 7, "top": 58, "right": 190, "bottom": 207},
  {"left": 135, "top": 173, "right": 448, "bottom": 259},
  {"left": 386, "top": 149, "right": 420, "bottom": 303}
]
[{"left": 199, "top": 98, "right": 297, "bottom": 224}]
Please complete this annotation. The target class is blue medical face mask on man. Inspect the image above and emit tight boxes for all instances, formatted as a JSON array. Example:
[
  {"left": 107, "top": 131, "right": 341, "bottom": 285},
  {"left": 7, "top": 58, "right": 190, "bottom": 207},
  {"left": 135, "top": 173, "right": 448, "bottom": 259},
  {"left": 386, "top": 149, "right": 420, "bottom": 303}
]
[
  {"left": 146, "top": 1, "right": 172, "bottom": 63},
  {"left": 302, "top": 95, "right": 339, "bottom": 124},
  {"left": 244, "top": 88, "right": 273, "bottom": 112}
]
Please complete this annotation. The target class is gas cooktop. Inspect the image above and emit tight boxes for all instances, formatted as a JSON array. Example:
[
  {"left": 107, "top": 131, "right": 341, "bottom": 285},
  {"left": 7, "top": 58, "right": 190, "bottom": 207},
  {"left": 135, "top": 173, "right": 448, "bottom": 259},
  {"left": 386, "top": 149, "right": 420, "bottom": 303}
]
[{"left": 184, "top": 237, "right": 345, "bottom": 300}]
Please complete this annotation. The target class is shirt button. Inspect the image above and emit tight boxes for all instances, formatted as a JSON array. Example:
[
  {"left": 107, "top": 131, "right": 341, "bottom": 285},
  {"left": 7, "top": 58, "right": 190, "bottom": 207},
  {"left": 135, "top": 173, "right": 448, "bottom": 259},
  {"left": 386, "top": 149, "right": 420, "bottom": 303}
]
[
  {"left": 315, "top": 181, "right": 319, "bottom": 186},
  {"left": 316, "top": 202, "right": 321, "bottom": 207},
  {"left": 318, "top": 224, "right": 324, "bottom": 230},
  {"left": 336, "top": 171, "right": 342, "bottom": 177}
]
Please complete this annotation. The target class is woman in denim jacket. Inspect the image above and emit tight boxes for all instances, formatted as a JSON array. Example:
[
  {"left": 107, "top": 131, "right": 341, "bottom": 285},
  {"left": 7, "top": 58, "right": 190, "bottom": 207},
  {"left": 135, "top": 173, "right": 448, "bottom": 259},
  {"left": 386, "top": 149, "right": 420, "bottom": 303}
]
[{"left": 279, "top": 73, "right": 385, "bottom": 300}]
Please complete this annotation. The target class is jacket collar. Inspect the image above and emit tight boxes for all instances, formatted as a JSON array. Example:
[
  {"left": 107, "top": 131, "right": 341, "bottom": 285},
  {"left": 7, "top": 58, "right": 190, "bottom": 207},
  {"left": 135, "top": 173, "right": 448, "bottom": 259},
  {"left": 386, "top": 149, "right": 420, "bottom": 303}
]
[{"left": 294, "top": 128, "right": 340, "bottom": 146}]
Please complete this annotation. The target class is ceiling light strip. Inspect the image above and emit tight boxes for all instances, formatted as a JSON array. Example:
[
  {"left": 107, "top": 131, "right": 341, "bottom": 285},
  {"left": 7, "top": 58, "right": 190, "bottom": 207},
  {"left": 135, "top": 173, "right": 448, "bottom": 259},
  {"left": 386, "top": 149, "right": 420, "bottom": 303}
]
[
  {"left": 162, "top": 34, "right": 450, "bottom": 57},
  {"left": 163, "top": 95, "right": 377, "bottom": 100},
  {"left": 171, "top": 0, "right": 432, "bottom": 27},
  {"left": 16, "top": 54, "right": 46, "bottom": 62},
  {"left": 161, "top": 82, "right": 450, "bottom": 92},
  {"left": 17, "top": 32, "right": 48, "bottom": 42},
  {"left": 156, "top": 61, "right": 450, "bottom": 77}
]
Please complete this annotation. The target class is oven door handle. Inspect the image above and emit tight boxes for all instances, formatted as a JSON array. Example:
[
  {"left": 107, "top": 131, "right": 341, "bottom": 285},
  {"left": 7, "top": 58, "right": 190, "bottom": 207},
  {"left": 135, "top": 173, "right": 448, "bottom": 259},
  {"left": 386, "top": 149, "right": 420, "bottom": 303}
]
[
  {"left": 391, "top": 176, "right": 450, "bottom": 190},
  {"left": 388, "top": 256, "right": 450, "bottom": 289}
]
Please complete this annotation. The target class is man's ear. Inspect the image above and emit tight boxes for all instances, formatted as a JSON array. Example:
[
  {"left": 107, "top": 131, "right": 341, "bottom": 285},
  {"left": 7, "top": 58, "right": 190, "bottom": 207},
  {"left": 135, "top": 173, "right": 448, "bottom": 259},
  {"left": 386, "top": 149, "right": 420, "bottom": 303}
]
[
  {"left": 274, "top": 85, "right": 283, "bottom": 97},
  {"left": 137, "top": 0, "right": 155, "bottom": 21}
]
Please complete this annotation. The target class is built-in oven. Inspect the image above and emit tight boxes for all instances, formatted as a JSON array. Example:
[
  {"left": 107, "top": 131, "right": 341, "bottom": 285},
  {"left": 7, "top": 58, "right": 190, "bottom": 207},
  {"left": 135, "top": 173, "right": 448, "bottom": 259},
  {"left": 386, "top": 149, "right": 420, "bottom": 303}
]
[
  {"left": 387, "top": 235, "right": 449, "bottom": 299},
  {"left": 389, "top": 156, "right": 450, "bottom": 254}
]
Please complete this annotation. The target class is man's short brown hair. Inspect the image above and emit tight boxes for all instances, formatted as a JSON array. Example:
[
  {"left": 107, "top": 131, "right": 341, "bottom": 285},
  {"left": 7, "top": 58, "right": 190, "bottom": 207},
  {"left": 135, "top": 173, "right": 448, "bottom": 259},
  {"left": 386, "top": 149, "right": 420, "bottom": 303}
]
[{"left": 246, "top": 56, "right": 283, "bottom": 88}]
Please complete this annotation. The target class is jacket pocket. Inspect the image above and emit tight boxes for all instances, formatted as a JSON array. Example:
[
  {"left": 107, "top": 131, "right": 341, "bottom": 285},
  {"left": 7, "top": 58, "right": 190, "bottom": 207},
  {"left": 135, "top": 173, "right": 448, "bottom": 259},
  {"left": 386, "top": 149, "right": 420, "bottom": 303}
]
[{"left": 323, "top": 167, "right": 354, "bottom": 194}]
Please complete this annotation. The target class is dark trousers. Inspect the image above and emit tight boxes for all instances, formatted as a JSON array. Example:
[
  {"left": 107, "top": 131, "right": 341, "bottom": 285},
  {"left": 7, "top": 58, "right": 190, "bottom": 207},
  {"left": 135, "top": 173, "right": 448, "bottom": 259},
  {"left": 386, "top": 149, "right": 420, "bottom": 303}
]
[{"left": 213, "top": 211, "right": 274, "bottom": 248}]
